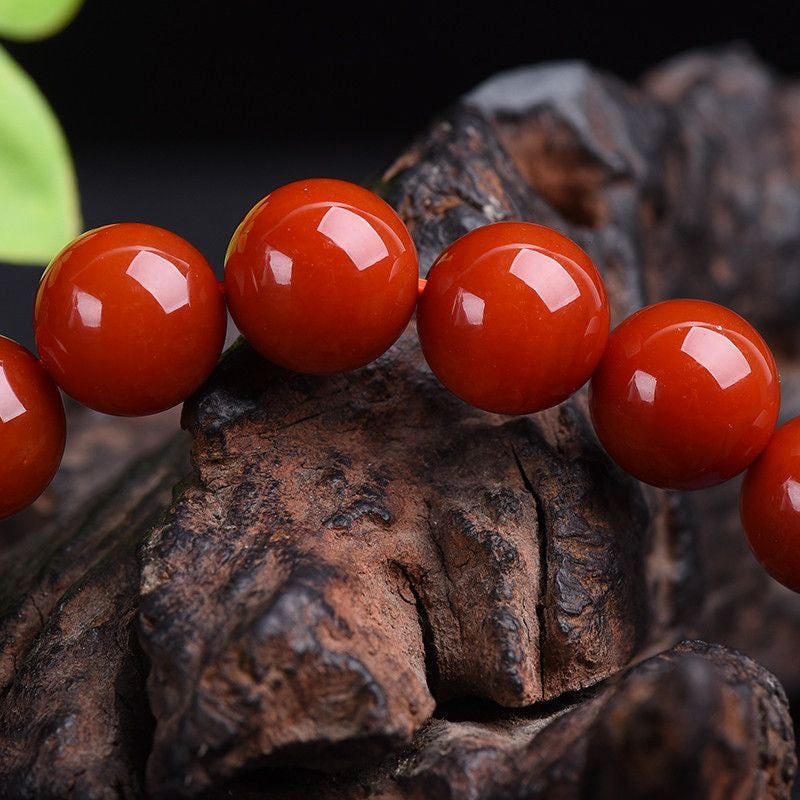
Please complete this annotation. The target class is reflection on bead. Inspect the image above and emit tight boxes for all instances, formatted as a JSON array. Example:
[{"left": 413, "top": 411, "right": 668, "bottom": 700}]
[
  {"left": 34, "top": 223, "right": 227, "bottom": 416},
  {"left": 224, "top": 179, "right": 419, "bottom": 374},
  {"left": 589, "top": 299, "right": 779, "bottom": 490},
  {"left": 416, "top": 221, "right": 609, "bottom": 414},
  {"left": 0, "top": 336, "right": 65, "bottom": 519},
  {"left": 741, "top": 417, "right": 800, "bottom": 592}
]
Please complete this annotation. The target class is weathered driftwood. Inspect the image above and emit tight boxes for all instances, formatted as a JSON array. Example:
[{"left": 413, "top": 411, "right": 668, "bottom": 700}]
[
  {"left": 0, "top": 432, "right": 188, "bottom": 798},
  {"left": 139, "top": 330, "right": 687, "bottom": 795},
  {"left": 0, "top": 47, "right": 798, "bottom": 799},
  {"left": 198, "top": 641, "right": 795, "bottom": 800}
]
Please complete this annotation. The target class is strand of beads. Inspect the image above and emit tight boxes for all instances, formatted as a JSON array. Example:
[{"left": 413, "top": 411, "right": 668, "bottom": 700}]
[{"left": 1, "top": 177, "right": 796, "bottom": 595}]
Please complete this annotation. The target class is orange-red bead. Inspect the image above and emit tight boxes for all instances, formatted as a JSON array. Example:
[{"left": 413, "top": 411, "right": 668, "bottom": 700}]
[
  {"left": 416, "top": 222, "right": 609, "bottom": 414},
  {"left": 590, "top": 299, "right": 779, "bottom": 490},
  {"left": 740, "top": 417, "right": 800, "bottom": 592},
  {"left": 0, "top": 336, "right": 65, "bottom": 519},
  {"left": 34, "top": 223, "right": 227, "bottom": 416},
  {"left": 224, "top": 178, "right": 418, "bottom": 374}
]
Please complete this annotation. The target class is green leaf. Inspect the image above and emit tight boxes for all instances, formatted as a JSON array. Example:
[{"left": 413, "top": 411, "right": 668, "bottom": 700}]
[
  {"left": 0, "top": 0, "right": 83, "bottom": 41},
  {"left": 0, "top": 45, "right": 80, "bottom": 265}
]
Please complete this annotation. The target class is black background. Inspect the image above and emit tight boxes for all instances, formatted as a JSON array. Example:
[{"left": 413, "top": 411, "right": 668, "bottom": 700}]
[
  {"left": 3, "top": 0, "right": 800, "bottom": 346},
  {"left": 10, "top": 1, "right": 800, "bottom": 147}
]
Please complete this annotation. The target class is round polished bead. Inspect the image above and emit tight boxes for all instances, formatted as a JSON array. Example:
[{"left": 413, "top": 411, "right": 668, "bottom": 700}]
[
  {"left": 740, "top": 417, "right": 800, "bottom": 592},
  {"left": 589, "top": 299, "right": 779, "bottom": 490},
  {"left": 416, "top": 221, "right": 609, "bottom": 414},
  {"left": 0, "top": 337, "right": 65, "bottom": 519},
  {"left": 224, "top": 178, "right": 418, "bottom": 374},
  {"left": 34, "top": 223, "right": 227, "bottom": 416}
]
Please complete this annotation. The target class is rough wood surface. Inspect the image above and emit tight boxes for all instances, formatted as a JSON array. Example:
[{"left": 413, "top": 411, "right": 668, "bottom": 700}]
[
  {"left": 0, "top": 434, "right": 189, "bottom": 798},
  {"left": 199, "top": 641, "right": 793, "bottom": 800},
  {"left": 139, "top": 332, "right": 681, "bottom": 796},
  {"left": 0, "top": 47, "right": 797, "bottom": 799}
]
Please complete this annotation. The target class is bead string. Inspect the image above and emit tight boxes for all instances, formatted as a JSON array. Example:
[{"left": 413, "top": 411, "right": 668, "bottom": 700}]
[{"left": 0, "top": 178, "right": 794, "bottom": 590}]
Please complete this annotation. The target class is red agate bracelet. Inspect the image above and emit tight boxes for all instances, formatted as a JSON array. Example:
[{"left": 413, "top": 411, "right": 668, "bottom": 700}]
[{"left": 0, "top": 178, "right": 793, "bottom": 591}]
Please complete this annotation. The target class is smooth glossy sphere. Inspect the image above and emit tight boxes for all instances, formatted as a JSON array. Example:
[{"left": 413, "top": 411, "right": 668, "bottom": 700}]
[
  {"left": 224, "top": 178, "right": 418, "bottom": 374},
  {"left": 0, "top": 337, "right": 65, "bottom": 518},
  {"left": 741, "top": 417, "right": 800, "bottom": 592},
  {"left": 589, "top": 299, "right": 779, "bottom": 490},
  {"left": 416, "top": 221, "right": 609, "bottom": 414},
  {"left": 34, "top": 223, "right": 227, "bottom": 416}
]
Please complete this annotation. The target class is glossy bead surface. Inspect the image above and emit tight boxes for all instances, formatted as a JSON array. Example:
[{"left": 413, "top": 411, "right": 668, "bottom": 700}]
[
  {"left": 224, "top": 178, "right": 418, "bottom": 374},
  {"left": 589, "top": 299, "right": 779, "bottom": 490},
  {"left": 34, "top": 223, "right": 227, "bottom": 416},
  {"left": 741, "top": 417, "right": 800, "bottom": 592},
  {"left": 0, "top": 337, "right": 65, "bottom": 519},
  {"left": 416, "top": 221, "right": 609, "bottom": 414}
]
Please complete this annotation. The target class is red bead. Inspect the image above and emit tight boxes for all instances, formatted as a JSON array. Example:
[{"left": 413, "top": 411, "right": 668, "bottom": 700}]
[
  {"left": 740, "top": 417, "right": 800, "bottom": 592},
  {"left": 741, "top": 417, "right": 800, "bottom": 592},
  {"left": 589, "top": 299, "right": 779, "bottom": 490},
  {"left": 34, "top": 223, "right": 227, "bottom": 416},
  {"left": 0, "top": 337, "right": 65, "bottom": 519},
  {"left": 224, "top": 178, "right": 418, "bottom": 374},
  {"left": 416, "top": 221, "right": 609, "bottom": 414}
]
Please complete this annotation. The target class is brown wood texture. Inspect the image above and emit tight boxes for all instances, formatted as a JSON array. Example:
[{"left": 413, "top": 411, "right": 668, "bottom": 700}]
[{"left": 0, "top": 47, "right": 798, "bottom": 799}]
